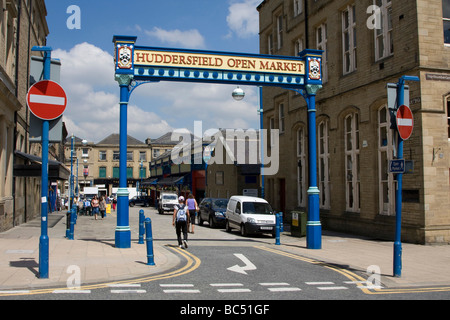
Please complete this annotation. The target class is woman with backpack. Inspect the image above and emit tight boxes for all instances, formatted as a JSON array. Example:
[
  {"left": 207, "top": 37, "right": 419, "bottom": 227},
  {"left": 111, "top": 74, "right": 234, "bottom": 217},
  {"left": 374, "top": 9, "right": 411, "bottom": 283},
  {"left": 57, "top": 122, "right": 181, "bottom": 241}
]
[{"left": 172, "top": 196, "right": 190, "bottom": 249}]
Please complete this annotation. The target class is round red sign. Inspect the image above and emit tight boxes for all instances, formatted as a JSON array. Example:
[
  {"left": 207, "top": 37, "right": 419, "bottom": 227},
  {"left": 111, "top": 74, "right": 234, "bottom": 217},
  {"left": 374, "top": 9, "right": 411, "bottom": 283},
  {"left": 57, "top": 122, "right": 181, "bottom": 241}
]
[
  {"left": 27, "top": 80, "right": 67, "bottom": 120},
  {"left": 396, "top": 105, "right": 414, "bottom": 140}
]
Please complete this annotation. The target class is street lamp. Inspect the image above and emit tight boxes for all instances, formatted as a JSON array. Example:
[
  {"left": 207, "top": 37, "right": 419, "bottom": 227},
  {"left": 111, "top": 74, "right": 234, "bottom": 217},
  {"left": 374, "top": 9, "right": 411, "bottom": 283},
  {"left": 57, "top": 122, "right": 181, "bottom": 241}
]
[
  {"left": 232, "top": 86, "right": 245, "bottom": 101},
  {"left": 140, "top": 160, "right": 143, "bottom": 196}
]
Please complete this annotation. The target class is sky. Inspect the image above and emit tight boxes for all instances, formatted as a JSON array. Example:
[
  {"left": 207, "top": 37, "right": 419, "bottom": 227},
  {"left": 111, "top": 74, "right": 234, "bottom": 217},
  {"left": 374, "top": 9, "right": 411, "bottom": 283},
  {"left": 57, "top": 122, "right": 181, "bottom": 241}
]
[{"left": 44, "top": 0, "right": 263, "bottom": 143}]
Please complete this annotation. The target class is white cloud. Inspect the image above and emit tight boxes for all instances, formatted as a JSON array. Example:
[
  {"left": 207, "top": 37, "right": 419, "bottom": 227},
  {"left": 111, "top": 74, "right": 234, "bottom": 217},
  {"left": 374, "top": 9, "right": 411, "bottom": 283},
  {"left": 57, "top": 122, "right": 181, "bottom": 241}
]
[
  {"left": 53, "top": 43, "right": 173, "bottom": 143},
  {"left": 52, "top": 42, "right": 259, "bottom": 144},
  {"left": 144, "top": 27, "right": 206, "bottom": 49},
  {"left": 226, "top": 0, "right": 260, "bottom": 38}
]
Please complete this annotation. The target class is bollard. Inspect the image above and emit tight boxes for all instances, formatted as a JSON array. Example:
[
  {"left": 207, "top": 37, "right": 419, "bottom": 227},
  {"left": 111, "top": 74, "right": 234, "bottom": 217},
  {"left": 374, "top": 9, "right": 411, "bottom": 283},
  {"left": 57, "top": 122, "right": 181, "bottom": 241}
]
[
  {"left": 275, "top": 213, "right": 281, "bottom": 245},
  {"left": 279, "top": 212, "right": 284, "bottom": 232},
  {"left": 145, "top": 218, "right": 155, "bottom": 266},
  {"left": 65, "top": 210, "right": 71, "bottom": 238},
  {"left": 138, "top": 210, "right": 145, "bottom": 244},
  {"left": 68, "top": 207, "right": 76, "bottom": 240}
]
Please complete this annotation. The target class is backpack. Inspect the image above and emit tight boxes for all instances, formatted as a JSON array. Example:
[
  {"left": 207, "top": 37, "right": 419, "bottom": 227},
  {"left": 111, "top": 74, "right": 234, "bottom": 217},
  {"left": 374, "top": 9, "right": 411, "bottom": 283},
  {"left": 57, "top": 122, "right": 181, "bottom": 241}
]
[{"left": 176, "top": 204, "right": 187, "bottom": 222}]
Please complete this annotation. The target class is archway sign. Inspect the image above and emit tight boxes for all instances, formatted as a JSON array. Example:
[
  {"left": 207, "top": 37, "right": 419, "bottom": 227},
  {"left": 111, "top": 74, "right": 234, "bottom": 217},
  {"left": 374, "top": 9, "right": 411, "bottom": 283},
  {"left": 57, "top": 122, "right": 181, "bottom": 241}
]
[{"left": 112, "top": 35, "right": 323, "bottom": 249}]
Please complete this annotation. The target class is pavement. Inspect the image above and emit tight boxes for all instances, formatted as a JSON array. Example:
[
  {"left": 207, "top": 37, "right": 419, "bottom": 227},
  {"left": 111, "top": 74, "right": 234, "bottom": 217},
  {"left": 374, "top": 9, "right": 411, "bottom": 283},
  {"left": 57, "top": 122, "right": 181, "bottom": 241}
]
[{"left": 1, "top": 206, "right": 450, "bottom": 294}]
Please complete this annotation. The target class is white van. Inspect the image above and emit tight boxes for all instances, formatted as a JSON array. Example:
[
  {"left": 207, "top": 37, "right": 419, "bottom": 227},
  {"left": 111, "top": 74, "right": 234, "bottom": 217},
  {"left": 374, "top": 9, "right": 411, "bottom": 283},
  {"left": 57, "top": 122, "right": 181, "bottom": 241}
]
[
  {"left": 158, "top": 192, "right": 178, "bottom": 214},
  {"left": 225, "top": 196, "right": 276, "bottom": 237}
]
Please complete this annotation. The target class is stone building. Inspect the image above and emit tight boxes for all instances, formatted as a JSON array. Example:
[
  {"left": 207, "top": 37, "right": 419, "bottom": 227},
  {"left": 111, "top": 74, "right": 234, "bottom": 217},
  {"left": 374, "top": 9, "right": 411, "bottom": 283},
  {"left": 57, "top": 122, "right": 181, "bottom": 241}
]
[
  {"left": 0, "top": 0, "right": 57, "bottom": 231},
  {"left": 64, "top": 133, "right": 176, "bottom": 197},
  {"left": 257, "top": 0, "right": 450, "bottom": 244}
]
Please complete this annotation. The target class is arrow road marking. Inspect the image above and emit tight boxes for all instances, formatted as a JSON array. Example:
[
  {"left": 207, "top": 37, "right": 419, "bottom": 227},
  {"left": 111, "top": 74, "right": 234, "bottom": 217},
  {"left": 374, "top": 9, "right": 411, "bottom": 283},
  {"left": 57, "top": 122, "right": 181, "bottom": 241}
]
[{"left": 227, "top": 253, "right": 257, "bottom": 275}]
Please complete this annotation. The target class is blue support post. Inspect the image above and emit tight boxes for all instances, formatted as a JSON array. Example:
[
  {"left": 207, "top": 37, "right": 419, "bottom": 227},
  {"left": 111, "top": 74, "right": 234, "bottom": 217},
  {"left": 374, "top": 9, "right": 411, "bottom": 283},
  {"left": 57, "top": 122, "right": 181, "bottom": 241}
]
[
  {"left": 393, "top": 75, "right": 419, "bottom": 277},
  {"left": 32, "top": 46, "right": 52, "bottom": 279},
  {"left": 139, "top": 210, "right": 145, "bottom": 244},
  {"left": 305, "top": 88, "right": 322, "bottom": 250},
  {"left": 259, "top": 86, "right": 265, "bottom": 199},
  {"left": 115, "top": 81, "right": 132, "bottom": 248},
  {"left": 145, "top": 218, "right": 155, "bottom": 266}
]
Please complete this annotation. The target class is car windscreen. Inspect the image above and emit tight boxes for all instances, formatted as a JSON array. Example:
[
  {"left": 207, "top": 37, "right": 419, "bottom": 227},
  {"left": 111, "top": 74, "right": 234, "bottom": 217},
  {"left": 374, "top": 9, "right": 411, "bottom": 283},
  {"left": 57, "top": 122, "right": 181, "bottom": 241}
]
[
  {"left": 242, "top": 202, "right": 273, "bottom": 215},
  {"left": 163, "top": 195, "right": 177, "bottom": 200},
  {"left": 212, "top": 199, "right": 228, "bottom": 210}
]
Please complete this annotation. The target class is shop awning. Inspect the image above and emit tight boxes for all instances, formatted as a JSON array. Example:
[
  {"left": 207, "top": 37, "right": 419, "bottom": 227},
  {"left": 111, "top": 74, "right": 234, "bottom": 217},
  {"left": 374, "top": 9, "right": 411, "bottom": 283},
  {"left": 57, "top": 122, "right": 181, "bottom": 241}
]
[
  {"left": 13, "top": 150, "right": 70, "bottom": 180},
  {"left": 141, "top": 178, "right": 158, "bottom": 186},
  {"left": 156, "top": 175, "right": 186, "bottom": 186}
]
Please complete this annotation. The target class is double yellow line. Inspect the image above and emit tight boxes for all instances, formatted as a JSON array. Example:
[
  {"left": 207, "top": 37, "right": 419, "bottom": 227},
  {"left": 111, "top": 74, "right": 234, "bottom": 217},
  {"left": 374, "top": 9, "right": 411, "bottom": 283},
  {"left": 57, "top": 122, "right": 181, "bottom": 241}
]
[
  {"left": 256, "top": 246, "right": 450, "bottom": 295},
  {"left": 0, "top": 245, "right": 200, "bottom": 297}
]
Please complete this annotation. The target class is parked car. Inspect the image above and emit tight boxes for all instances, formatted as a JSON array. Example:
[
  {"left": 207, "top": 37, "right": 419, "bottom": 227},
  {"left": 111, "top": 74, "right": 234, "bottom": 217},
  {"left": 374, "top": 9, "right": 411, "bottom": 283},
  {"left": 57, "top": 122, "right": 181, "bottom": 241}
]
[
  {"left": 198, "top": 198, "right": 229, "bottom": 228},
  {"left": 129, "top": 196, "right": 151, "bottom": 207},
  {"left": 225, "top": 195, "right": 276, "bottom": 237}
]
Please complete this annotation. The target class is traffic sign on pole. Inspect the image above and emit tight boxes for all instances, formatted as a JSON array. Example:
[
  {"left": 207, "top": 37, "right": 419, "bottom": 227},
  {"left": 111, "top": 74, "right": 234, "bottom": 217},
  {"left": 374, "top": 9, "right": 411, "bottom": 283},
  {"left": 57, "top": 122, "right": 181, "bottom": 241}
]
[
  {"left": 27, "top": 80, "right": 67, "bottom": 120},
  {"left": 396, "top": 104, "right": 413, "bottom": 140}
]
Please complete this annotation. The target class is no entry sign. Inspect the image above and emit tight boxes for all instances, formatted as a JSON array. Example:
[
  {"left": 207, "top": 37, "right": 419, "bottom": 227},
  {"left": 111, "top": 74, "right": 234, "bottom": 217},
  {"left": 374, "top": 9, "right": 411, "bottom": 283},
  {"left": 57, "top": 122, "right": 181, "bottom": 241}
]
[
  {"left": 396, "top": 105, "right": 413, "bottom": 140},
  {"left": 27, "top": 80, "right": 67, "bottom": 120}
]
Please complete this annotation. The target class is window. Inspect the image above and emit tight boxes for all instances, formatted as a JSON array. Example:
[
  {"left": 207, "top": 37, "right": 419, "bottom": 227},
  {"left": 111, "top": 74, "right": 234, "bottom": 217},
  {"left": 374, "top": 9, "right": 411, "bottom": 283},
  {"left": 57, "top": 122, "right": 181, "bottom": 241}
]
[
  {"left": 295, "top": 37, "right": 303, "bottom": 56},
  {"left": 378, "top": 106, "right": 396, "bottom": 215},
  {"left": 294, "top": 0, "right": 303, "bottom": 16},
  {"left": 447, "top": 98, "right": 450, "bottom": 138},
  {"left": 82, "top": 148, "right": 89, "bottom": 158},
  {"left": 113, "top": 151, "right": 120, "bottom": 161},
  {"left": 139, "top": 166, "right": 146, "bottom": 179},
  {"left": 279, "top": 103, "right": 285, "bottom": 133},
  {"left": 374, "top": 0, "right": 393, "bottom": 61},
  {"left": 113, "top": 167, "right": 119, "bottom": 178},
  {"left": 127, "top": 151, "right": 133, "bottom": 161},
  {"left": 153, "top": 149, "right": 161, "bottom": 159},
  {"left": 297, "top": 127, "right": 306, "bottom": 207},
  {"left": 318, "top": 120, "right": 330, "bottom": 209},
  {"left": 344, "top": 113, "right": 360, "bottom": 212},
  {"left": 99, "top": 151, "right": 107, "bottom": 161},
  {"left": 216, "top": 171, "right": 224, "bottom": 185},
  {"left": 277, "top": 14, "right": 283, "bottom": 49},
  {"left": 127, "top": 167, "right": 133, "bottom": 178},
  {"left": 269, "top": 117, "right": 276, "bottom": 146},
  {"left": 316, "top": 23, "right": 328, "bottom": 82},
  {"left": 342, "top": 4, "right": 357, "bottom": 74},
  {"left": 139, "top": 151, "right": 146, "bottom": 162},
  {"left": 268, "top": 34, "right": 273, "bottom": 55},
  {"left": 444, "top": 0, "right": 450, "bottom": 44},
  {"left": 99, "top": 167, "right": 106, "bottom": 178}
]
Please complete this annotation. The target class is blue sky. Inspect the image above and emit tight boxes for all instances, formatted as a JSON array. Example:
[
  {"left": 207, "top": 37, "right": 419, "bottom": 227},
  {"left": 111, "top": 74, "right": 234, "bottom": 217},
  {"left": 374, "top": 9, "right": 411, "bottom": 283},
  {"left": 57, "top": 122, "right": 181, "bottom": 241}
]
[{"left": 45, "top": 0, "right": 262, "bottom": 143}]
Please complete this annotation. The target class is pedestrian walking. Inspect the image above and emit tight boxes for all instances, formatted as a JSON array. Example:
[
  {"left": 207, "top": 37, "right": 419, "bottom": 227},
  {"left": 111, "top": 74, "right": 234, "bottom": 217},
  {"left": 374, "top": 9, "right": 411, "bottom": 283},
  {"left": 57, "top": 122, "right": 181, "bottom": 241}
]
[
  {"left": 91, "top": 195, "right": 100, "bottom": 220},
  {"left": 112, "top": 196, "right": 117, "bottom": 211},
  {"left": 78, "top": 198, "right": 84, "bottom": 215},
  {"left": 186, "top": 193, "right": 198, "bottom": 234},
  {"left": 99, "top": 196, "right": 107, "bottom": 219},
  {"left": 172, "top": 196, "right": 190, "bottom": 249},
  {"left": 84, "top": 198, "right": 91, "bottom": 216}
]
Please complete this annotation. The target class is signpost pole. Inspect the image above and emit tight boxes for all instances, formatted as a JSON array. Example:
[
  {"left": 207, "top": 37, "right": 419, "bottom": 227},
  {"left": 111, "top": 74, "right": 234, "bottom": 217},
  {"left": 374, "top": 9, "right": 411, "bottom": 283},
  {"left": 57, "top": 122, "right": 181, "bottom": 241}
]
[
  {"left": 31, "top": 46, "right": 53, "bottom": 279},
  {"left": 393, "top": 75, "right": 419, "bottom": 277}
]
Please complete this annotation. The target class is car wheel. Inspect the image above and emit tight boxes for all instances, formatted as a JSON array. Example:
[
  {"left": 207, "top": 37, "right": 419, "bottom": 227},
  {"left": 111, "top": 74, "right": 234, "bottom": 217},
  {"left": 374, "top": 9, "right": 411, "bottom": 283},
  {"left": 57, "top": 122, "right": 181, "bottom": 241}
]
[
  {"left": 209, "top": 216, "right": 215, "bottom": 228},
  {"left": 198, "top": 215, "right": 204, "bottom": 226},
  {"left": 240, "top": 224, "right": 247, "bottom": 237},
  {"left": 225, "top": 220, "right": 232, "bottom": 232},
  {"left": 129, "top": 203, "right": 135, "bottom": 207}
]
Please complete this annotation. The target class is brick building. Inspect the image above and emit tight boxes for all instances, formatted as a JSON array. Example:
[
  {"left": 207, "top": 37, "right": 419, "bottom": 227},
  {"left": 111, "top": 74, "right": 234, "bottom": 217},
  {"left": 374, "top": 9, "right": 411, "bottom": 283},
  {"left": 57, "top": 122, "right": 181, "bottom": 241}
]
[
  {"left": 257, "top": 0, "right": 450, "bottom": 244},
  {"left": 0, "top": 0, "right": 59, "bottom": 231}
]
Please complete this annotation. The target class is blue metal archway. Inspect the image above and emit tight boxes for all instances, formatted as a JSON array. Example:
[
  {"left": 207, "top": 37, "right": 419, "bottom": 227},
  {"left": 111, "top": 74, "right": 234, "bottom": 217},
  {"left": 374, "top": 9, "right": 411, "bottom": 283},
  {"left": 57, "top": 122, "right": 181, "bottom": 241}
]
[{"left": 112, "top": 35, "right": 323, "bottom": 250}]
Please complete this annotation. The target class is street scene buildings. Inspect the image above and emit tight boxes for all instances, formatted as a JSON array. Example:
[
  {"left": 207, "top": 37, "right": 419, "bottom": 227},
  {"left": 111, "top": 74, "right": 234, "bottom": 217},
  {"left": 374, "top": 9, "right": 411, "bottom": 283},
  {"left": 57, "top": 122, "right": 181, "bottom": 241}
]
[
  {"left": 258, "top": 0, "right": 450, "bottom": 244},
  {"left": 1, "top": 0, "right": 450, "bottom": 247}
]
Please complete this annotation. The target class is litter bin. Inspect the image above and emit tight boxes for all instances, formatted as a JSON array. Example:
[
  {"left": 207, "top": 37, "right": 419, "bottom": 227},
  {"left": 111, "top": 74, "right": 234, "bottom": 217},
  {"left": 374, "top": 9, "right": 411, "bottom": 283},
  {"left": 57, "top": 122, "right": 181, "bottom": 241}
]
[{"left": 291, "top": 211, "right": 306, "bottom": 237}]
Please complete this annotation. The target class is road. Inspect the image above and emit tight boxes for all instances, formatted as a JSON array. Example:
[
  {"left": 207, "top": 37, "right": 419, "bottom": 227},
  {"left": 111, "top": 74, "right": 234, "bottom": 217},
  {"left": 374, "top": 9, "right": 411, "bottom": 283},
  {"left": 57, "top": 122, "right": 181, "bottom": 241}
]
[{"left": 1, "top": 206, "right": 450, "bottom": 308}]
